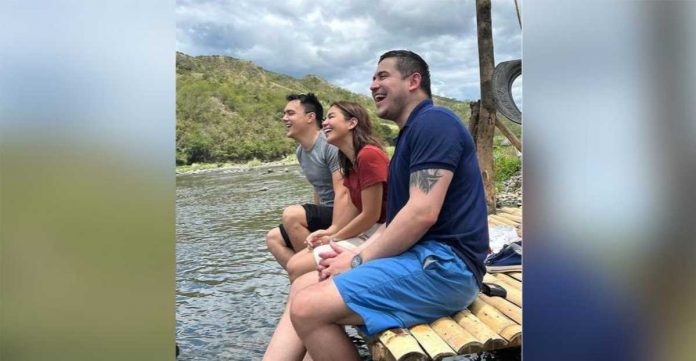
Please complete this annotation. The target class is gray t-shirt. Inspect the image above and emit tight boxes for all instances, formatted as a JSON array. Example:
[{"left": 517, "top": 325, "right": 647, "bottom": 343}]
[{"left": 296, "top": 132, "right": 340, "bottom": 206}]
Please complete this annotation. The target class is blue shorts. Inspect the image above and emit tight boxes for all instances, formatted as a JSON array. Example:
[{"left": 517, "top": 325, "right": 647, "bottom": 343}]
[{"left": 333, "top": 240, "right": 479, "bottom": 336}]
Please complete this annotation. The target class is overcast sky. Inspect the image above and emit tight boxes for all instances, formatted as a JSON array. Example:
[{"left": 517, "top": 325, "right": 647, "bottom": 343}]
[{"left": 176, "top": 0, "right": 522, "bottom": 102}]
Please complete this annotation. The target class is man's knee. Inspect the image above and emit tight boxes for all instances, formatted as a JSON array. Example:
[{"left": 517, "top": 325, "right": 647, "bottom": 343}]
[
  {"left": 290, "top": 287, "right": 317, "bottom": 328},
  {"left": 266, "top": 227, "right": 283, "bottom": 250},
  {"left": 282, "top": 205, "right": 307, "bottom": 228}
]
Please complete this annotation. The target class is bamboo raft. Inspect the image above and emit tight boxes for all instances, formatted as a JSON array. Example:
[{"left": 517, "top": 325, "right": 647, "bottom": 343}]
[{"left": 363, "top": 207, "right": 522, "bottom": 361}]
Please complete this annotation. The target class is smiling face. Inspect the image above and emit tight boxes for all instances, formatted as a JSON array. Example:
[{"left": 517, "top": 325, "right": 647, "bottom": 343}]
[
  {"left": 369, "top": 57, "right": 411, "bottom": 122},
  {"left": 282, "top": 99, "right": 313, "bottom": 139},
  {"left": 322, "top": 105, "right": 355, "bottom": 146}
]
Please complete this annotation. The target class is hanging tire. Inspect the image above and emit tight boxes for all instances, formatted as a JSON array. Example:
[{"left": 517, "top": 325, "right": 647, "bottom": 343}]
[{"left": 492, "top": 59, "right": 522, "bottom": 124}]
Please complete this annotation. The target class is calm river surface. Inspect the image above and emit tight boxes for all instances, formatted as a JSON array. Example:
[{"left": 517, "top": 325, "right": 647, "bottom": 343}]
[{"left": 176, "top": 164, "right": 519, "bottom": 361}]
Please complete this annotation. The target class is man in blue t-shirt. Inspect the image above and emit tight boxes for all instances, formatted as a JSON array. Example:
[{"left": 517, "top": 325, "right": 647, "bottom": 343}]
[{"left": 288, "top": 50, "right": 490, "bottom": 360}]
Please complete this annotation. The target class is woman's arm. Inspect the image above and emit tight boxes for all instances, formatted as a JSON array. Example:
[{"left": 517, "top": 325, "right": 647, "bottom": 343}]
[{"left": 331, "top": 182, "right": 383, "bottom": 240}]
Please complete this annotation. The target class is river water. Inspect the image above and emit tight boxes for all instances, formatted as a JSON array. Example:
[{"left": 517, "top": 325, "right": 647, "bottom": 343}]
[{"left": 176, "top": 164, "right": 519, "bottom": 361}]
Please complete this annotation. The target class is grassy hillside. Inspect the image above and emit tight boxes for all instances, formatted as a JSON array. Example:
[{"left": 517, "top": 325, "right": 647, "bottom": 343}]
[{"left": 176, "top": 52, "right": 521, "bottom": 174}]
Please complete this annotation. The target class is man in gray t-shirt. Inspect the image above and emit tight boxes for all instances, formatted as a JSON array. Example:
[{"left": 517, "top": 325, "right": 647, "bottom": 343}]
[{"left": 265, "top": 93, "right": 346, "bottom": 271}]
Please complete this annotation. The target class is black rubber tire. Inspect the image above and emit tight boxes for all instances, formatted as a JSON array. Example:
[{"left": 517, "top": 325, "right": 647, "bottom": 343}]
[{"left": 492, "top": 59, "right": 522, "bottom": 124}]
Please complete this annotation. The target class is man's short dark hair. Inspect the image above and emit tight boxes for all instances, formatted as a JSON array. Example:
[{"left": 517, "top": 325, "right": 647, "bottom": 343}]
[
  {"left": 286, "top": 93, "right": 324, "bottom": 128},
  {"left": 379, "top": 50, "right": 432, "bottom": 98}
]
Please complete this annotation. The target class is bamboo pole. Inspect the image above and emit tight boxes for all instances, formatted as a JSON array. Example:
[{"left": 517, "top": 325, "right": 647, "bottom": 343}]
[
  {"left": 409, "top": 324, "right": 456, "bottom": 361},
  {"left": 495, "top": 117, "right": 522, "bottom": 152},
  {"left": 468, "top": 299, "right": 521, "bottom": 342},
  {"left": 494, "top": 273, "right": 522, "bottom": 291},
  {"left": 370, "top": 341, "right": 393, "bottom": 361},
  {"left": 488, "top": 219, "right": 504, "bottom": 227},
  {"left": 495, "top": 212, "right": 522, "bottom": 224},
  {"left": 479, "top": 294, "right": 522, "bottom": 324},
  {"left": 378, "top": 328, "right": 428, "bottom": 361},
  {"left": 430, "top": 317, "right": 483, "bottom": 354},
  {"left": 487, "top": 214, "right": 518, "bottom": 226},
  {"left": 452, "top": 310, "right": 507, "bottom": 350},
  {"left": 483, "top": 274, "right": 522, "bottom": 307},
  {"left": 499, "top": 207, "right": 522, "bottom": 216},
  {"left": 507, "top": 272, "right": 522, "bottom": 282}
]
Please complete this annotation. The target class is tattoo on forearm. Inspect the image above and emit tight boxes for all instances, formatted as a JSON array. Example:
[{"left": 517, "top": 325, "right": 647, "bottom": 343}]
[{"left": 410, "top": 169, "right": 442, "bottom": 194}]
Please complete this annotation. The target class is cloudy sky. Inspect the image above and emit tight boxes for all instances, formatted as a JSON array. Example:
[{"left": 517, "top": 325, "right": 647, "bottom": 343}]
[{"left": 176, "top": 0, "right": 522, "bottom": 102}]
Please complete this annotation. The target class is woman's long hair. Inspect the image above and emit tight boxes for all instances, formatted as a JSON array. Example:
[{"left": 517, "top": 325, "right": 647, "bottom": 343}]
[{"left": 329, "top": 101, "right": 384, "bottom": 177}]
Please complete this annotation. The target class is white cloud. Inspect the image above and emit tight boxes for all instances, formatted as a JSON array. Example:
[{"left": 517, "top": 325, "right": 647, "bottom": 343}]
[{"left": 176, "top": 0, "right": 522, "bottom": 101}]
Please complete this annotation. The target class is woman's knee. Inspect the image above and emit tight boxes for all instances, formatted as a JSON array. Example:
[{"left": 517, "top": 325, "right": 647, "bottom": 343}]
[{"left": 287, "top": 253, "right": 316, "bottom": 283}]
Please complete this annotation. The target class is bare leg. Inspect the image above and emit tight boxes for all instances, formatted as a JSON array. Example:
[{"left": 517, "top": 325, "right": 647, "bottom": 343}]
[
  {"left": 286, "top": 249, "right": 319, "bottom": 283},
  {"left": 263, "top": 272, "right": 321, "bottom": 361},
  {"left": 290, "top": 277, "right": 364, "bottom": 361},
  {"left": 283, "top": 205, "right": 311, "bottom": 251},
  {"left": 266, "top": 227, "right": 295, "bottom": 270}
]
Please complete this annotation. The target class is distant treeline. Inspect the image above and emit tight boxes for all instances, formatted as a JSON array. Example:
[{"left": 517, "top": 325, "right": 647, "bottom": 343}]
[{"left": 176, "top": 52, "right": 492, "bottom": 166}]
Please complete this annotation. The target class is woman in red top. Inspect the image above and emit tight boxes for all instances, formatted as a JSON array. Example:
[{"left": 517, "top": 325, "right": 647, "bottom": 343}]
[
  {"left": 265, "top": 101, "right": 389, "bottom": 361},
  {"left": 285, "top": 101, "right": 389, "bottom": 282}
]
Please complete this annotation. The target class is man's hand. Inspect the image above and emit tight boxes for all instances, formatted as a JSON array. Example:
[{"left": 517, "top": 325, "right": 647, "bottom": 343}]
[{"left": 317, "top": 241, "right": 355, "bottom": 280}]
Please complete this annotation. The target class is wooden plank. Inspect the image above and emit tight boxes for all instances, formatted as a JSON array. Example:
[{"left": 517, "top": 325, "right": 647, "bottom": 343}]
[
  {"left": 468, "top": 299, "right": 521, "bottom": 342},
  {"left": 378, "top": 328, "right": 428, "bottom": 361},
  {"left": 498, "top": 207, "right": 522, "bottom": 216},
  {"left": 487, "top": 214, "right": 518, "bottom": 226},
  {"left": 496, "top": 212, "right": 522, "bottom": 223},
  {"left": 409, "top": 324, "right": 456, "bottom": 361},
  {"left": 483, "top": 274, "right": 522, "bottom": 307},
  {"left": 507, "top": 272, "right": 522, "bottom": 281},
  {"left": 479, "top": 294, "right": 522, "bottom": 324},
  {"left": 430, "top": 317, "right": 483, "bottom": 354},
  {"left": 452, "top": 310, "right": 507, "bottom": 350},
  {"left": 487, "top": 219, "right": 504, "bottom": 227},
  {"left": 494, "top": 273, "right": 522, "bottom": 291}
]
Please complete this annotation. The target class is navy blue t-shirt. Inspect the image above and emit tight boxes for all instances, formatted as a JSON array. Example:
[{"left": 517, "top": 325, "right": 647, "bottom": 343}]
[{"left": 387, "top": 99, "right": 489, "bottom": 286}]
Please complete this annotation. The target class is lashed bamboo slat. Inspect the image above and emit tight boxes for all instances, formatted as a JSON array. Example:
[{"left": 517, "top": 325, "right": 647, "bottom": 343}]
[
  {"left": 430, "top": 317, "right": 483, "bottom": 354},
  {"left": 483, "top": 274, "right": 522, "bottom": 307},
  {"left": 468, "top": 299, "right": 521, "bottom": 343},
  {"left": 494, "top": 273, "right": 522, "bottom": 291},
  {"left": 378, "top": 328, "right": 428, "bottom": 361},
  {"left": 487, "top": 214, "right": 518, "bottom": 226},
  {"left": 507, "top": 272, "right": 522, "bottom": 281},
  {"left": 478, "top": 293, "right": 522, "bottom": 324},
  {"left": 452, "top": 310, "right": 507, "bottom": 350},
  {"left": 498, "top": 207, "right": 522, "bottom": 216},
  {"left": 409, "top": 324, "right": 456, "bottom": 361},
  {"left": 487, "top": 219, "right": 504, "bottom": 226},
  {"left": 495, "top": 212, "right": 522, "bottom": 223}
]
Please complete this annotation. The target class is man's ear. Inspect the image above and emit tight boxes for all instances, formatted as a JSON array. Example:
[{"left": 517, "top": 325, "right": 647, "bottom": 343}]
[
  {"left": 409, "top": 72, "right": 422, "bottom": 92},
  {"left": 306, "top": 111, "right": 316, "bottom": 124}
]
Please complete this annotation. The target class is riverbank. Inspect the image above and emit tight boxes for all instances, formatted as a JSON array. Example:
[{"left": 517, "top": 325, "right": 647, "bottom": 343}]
[
  {"left": 176, "top": 155, "right": 299, "bottom": 175},
  {"left": 176, "top": 146, "right": 398, "bottom": 176}
]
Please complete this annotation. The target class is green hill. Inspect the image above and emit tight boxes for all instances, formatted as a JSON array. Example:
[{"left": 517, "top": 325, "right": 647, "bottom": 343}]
[{"left": 176, "top": 52, "right": 520, "bottom": 166}]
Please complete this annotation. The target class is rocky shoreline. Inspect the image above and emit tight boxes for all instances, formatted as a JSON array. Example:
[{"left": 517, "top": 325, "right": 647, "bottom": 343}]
[
  {"left": 178, "top": 163, "right": 523, "bottom": 208},
  {"left": 176, "top": 160, "right": 298, "bottom": 175},
  {"left": 496, "top": 172, "right": 522, "bottom": 208}
]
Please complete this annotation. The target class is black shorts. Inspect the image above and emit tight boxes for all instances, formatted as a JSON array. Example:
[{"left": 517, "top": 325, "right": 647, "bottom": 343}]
[{"left": 278, "top": 203, "right": 333, "bottom": 250}]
